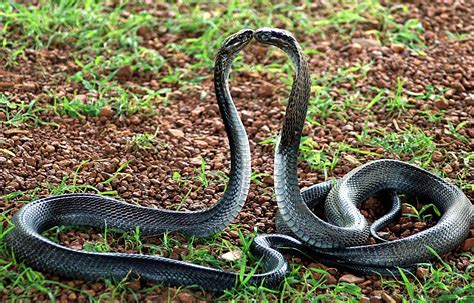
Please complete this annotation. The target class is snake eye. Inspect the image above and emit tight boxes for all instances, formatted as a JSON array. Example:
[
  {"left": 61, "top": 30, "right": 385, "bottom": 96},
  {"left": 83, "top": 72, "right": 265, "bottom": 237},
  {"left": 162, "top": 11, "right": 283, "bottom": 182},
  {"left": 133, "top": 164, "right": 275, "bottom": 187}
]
[
  {"left": 255, "top": 30, "right": 272, "bottom": 43},
  {"left": 261, "top": 33, "right": 271, "bottom": 42}
]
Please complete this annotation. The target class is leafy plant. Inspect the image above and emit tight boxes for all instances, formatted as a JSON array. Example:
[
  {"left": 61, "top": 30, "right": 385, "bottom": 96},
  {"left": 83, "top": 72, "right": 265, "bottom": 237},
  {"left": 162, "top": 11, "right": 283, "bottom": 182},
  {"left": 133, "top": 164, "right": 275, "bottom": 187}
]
[
  {"left": 402, "top": 203, "right": 441, "bottom": 223},
  {"left": 0, "top": 96, "right": 52, "bottom": 127},
  {"left": 127, "top": 131, "right": 160, "bottom": 151}
]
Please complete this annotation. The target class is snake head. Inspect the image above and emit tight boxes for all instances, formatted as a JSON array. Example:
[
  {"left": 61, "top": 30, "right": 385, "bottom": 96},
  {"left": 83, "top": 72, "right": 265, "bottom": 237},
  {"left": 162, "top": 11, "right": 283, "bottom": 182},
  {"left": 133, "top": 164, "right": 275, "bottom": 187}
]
[
  {"left": 255, "top": 27, "right": 297, "bottom": 49},
  {"left": 220, "top": 28, "right": 254, "bottom": 55}
]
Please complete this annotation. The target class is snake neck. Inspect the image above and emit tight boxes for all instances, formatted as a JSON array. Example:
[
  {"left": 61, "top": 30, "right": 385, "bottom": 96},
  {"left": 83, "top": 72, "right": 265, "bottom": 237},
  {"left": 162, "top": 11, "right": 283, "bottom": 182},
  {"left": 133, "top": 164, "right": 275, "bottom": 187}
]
[
  {"left": 269, "top": 32, "right": 335, "bottom": 244},
  {"left": 213, "top": 51, "right": 250, "bottom": 163},
  {"left": 214, "top": 52, "right": 239, "bottom": 145},
  {"left": 277, "top": 47, "right": 310, "bottom": 155},
  {"left": 196, "top": 50, "right": 250, "bottom": 233}
]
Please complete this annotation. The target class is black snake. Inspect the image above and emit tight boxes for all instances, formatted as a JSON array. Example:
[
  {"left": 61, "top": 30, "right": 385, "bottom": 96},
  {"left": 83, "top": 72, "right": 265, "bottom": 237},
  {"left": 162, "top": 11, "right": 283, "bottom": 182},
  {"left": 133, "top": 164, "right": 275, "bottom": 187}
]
[{"left": 6, "top": 28, "right": 473, "bottom": 291}]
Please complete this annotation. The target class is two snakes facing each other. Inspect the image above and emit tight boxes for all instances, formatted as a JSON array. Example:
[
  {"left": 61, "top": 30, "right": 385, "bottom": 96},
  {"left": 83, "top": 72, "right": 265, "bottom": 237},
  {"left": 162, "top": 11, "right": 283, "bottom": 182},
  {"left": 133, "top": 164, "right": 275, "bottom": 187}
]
[{"left": 6, "top": 28, "right": 473, "bottom": 291}]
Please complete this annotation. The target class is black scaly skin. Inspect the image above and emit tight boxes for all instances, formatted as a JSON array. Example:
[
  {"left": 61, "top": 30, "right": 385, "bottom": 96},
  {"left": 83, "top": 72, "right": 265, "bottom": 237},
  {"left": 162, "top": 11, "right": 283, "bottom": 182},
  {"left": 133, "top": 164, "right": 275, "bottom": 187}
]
[
  {"left": 5, "top": 28, "right": 473, "bottom": 291},
  {"left": 6, "top": 29, "right": 259, "bottom": 291},
  {"left": 255, "top": 27, "right": 473, "bottom": 275}
]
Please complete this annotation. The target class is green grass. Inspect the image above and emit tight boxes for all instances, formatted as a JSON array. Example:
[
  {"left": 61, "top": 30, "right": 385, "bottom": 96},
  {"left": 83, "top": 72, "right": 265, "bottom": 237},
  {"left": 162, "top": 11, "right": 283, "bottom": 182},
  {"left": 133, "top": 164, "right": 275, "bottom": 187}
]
[
  {"left": 0, "top": 0, "right": 425, "bottom": 86},
  {"left": 1, "top": 152, "right": 471, "bottom": 301},
  {"left": 127, "top": 130, "right": 161, "bottom": 151},
  {"left": 309, "top": 0, "right": 425, "bottom": 49},
  {"left": 457, "top": 152, "right": 474, "bottom": 191},
  {"left": 402, "top": 202, "right": 441, "bottom": 223},
  {"left": 383, "top": 252, "right": 473, "bottom": 302},
  {"left": 362, "top": 126, "right": 436, "bottom": 168},
  {"left": 299, "top": 137, "right": 340, "bottom": 178},
  {"left": 385, "top": 77, "right": 412, "bottom": 112},
  {"left": 0, "top": 86, "right": 166, "bottom": 128},
  {"left": 445, "top": 31, "right": 471, "bottom": 41},
  {"left": 47, "top": 160, "right": 123, "bottom": 197},
  {"left": 0, "top": 0, "right": 427, "bottom": 122},
  {"left": 6, "top": 203, "right": 470, "bottom": 302},
  {"left": 51, "top": 83, "right": 167, "bottom": 118},
  {"left": 447, "top": 121, "right": 470, "bottom": 144},
  {"left": 0, "top": 0, "right": 159, "bottom": 69},
  {"left": 1, "top": 0, "right": 472, "bottom": 302},
  {"left": 1, "top": 1, "right": 166, "bottom": 119},
  {"left": 308, "top": 63, "right": 373, "bottom": 122},
  {"left": 0, "top": 95, "right": 54, "bottom": 128}
]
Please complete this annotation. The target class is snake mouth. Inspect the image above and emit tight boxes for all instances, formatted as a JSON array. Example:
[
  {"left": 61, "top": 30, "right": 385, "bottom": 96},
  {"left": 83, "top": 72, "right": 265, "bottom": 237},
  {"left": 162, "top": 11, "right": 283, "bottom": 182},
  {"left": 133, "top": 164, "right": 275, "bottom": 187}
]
[{"left": 221, "top": 28, "right": 254, "bottom": 53}]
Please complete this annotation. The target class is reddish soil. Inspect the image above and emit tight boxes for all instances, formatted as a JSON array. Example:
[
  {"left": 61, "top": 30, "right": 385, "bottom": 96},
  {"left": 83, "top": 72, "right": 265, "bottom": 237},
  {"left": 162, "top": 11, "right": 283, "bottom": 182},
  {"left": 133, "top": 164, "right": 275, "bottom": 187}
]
[{"left": 1, "top": 0, "right": 473, "bottom": 302}]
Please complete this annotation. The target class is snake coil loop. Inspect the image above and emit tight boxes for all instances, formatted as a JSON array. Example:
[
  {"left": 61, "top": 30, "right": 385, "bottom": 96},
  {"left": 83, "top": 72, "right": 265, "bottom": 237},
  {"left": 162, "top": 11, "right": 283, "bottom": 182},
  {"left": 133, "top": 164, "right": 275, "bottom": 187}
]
[{"left": 6, "top": 28, "right": 472, "bottom": 291}]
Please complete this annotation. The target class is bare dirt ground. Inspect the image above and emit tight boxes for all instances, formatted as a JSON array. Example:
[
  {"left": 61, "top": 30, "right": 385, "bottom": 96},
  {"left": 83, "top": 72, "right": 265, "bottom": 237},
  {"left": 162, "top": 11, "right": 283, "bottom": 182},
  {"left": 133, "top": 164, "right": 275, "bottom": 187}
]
[{"left": 1, "top": 0, "right": 473, "bottom": 302}]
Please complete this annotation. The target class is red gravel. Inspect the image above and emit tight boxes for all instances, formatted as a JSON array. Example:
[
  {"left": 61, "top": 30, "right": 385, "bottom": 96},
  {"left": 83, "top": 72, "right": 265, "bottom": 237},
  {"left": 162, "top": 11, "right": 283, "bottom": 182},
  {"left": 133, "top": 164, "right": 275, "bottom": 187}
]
[{"left": 1, "top": 0, "right": 473, "bottom": 301}]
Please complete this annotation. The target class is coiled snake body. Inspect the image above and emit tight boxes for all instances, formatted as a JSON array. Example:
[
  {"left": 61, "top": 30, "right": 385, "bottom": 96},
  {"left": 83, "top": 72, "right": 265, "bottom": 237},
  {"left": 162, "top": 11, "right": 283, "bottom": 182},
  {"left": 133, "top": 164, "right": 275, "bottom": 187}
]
[{"left": 6, "top": 28, "right": 473, "bottom": 291}]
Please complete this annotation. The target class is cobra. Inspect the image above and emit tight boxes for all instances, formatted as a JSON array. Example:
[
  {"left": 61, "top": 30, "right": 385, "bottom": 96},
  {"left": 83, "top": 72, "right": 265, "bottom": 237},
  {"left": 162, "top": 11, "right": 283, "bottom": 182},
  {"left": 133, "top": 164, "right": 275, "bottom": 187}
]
[
  {"left": 6, "top": 28, "right": 473, "bottom": 291},
  {"left": 254, "top": 27, "right": 473, "bottom": 276},
  {"left": 6, "top": 29, "right": 256, "bottom": 291}
]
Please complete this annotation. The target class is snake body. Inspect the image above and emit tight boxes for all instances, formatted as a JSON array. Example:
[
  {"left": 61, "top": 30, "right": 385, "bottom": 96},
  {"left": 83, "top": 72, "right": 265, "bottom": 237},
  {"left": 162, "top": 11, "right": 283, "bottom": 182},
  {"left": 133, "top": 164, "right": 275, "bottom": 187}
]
[
  {"left": 6, "top": 29, "right": 256, "bottom": 291},
  {"left": 255, "top": 27, "right": 472, "bottom": 275},
  {"left": 6, "top": 28, "right": 473, "bottom": 291}
]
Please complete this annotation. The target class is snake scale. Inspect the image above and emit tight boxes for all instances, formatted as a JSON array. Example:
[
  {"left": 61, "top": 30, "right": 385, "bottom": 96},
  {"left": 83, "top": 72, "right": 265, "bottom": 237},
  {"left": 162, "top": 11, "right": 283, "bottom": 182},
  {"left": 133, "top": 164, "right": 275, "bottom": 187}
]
[{"left": 6, "top": 28, "right": 473, "bottom": 291}]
